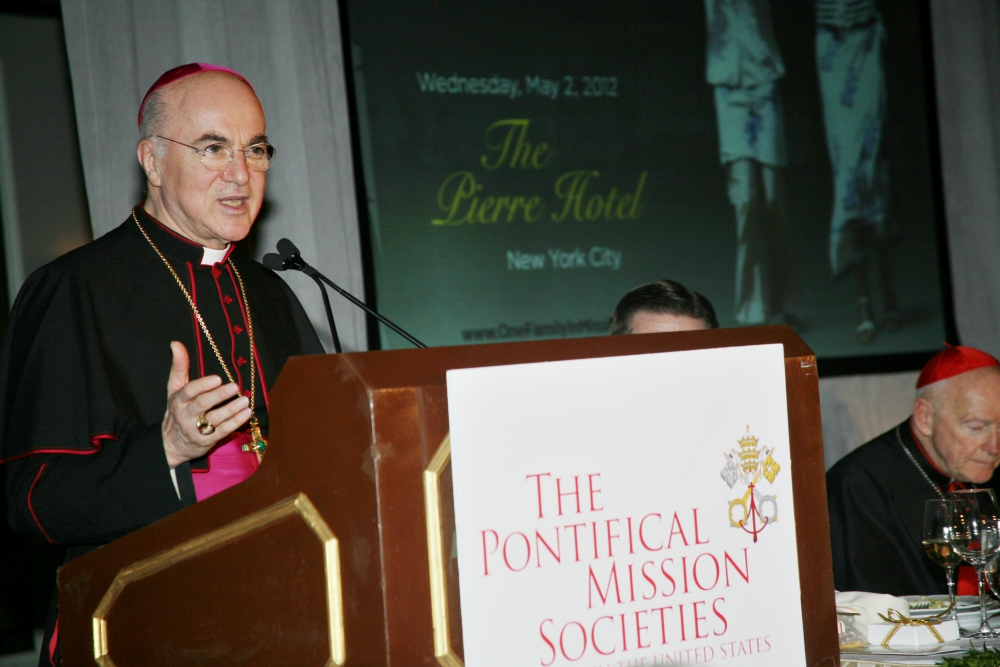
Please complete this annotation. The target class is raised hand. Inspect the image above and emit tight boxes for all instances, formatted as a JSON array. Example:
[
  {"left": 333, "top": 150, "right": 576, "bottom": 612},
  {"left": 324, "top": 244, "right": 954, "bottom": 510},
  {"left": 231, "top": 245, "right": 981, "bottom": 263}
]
[{"left": 161, "top": 341, "right": 252, "bottom": 468}]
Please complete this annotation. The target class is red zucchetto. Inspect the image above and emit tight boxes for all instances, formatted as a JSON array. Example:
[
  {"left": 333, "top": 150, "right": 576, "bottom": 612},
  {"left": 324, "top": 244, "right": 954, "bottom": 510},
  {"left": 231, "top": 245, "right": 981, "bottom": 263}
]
[
  {"left": 916, "top": 343, "right": 1000, "bottom": 388},
  {"left": 138, "top": 62, "right": 253, "bottom": 128}
]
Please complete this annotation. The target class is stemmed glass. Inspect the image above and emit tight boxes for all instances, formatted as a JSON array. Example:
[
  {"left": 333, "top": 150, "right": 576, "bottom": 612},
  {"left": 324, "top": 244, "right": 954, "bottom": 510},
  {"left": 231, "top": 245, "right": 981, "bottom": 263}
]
[
  {"left": 948, "top": 489, "right": 1000, "bottom": 637},
  {"left": 923, "top": 499, "right": 961, "bottom": 621},
  {"left": 986, "top": 556, "right": 1000, "bottom": 605}
]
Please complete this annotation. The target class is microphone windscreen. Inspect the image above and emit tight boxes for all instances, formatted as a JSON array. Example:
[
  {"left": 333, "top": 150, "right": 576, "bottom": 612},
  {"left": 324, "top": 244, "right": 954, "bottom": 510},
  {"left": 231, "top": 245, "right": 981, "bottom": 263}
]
[
  {"left": 262, "top": 253, "right": 286, "bottom": 271},
  {"left": 276, "top": 238, "right": 301, "bottom": 258}
]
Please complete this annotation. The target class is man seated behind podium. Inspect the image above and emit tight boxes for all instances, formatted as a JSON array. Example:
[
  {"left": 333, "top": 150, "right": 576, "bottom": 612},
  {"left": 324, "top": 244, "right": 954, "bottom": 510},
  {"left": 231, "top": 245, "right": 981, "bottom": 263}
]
[
  {"left": 0, "top": 63, "right": 321, "bottom": 663},
  {"left": 827, "top": 345, "right": 1000, "bottom": 595},
  {"left": 609, "top": 279, "right": 719, "bottom": 334}
]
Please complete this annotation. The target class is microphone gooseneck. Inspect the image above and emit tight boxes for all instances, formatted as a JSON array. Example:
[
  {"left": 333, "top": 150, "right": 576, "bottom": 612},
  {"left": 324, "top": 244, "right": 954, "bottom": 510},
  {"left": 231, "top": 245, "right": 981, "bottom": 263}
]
[
  {"left": 265, "top": 248, "right": 341, "bottom": 352},
  {"left": 312, "top": 278, "right": 342, "bottom": 353},
  {"left": 268, "top": 239, "right": 426, "bottom": 349}
]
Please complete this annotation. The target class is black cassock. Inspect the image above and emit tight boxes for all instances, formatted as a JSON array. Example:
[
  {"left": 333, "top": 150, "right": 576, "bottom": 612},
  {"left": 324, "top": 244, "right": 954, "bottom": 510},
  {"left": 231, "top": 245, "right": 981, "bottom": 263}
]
[
  {"left": 827, "top": 420, "right": 1000, "bottom": 595},
  {"left": 0, "top": 207, "right": 321, "bottom": 662}
]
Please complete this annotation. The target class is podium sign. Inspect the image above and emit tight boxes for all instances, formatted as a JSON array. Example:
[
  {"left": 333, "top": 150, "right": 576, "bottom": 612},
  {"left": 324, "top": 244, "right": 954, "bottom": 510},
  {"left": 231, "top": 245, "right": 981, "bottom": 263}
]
[{"left": 448, "top": 344, "right": 806, "bottom": 666}]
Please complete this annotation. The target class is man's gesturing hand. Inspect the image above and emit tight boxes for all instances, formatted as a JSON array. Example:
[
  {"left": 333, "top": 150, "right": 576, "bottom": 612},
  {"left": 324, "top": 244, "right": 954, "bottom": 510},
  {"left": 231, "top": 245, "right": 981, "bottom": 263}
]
[{"left": 162, "top": 341, "right": 252, "bottom": 469}]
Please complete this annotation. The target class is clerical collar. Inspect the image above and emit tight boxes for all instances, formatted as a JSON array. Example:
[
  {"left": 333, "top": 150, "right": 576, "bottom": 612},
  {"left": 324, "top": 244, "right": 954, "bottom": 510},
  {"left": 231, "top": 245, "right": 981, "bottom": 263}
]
[
  {"left": 135, "top": 205, "right": 234, "bottom": 266},
  {"left": 200, "top": 246, "right": 229, "bottom": 266}
]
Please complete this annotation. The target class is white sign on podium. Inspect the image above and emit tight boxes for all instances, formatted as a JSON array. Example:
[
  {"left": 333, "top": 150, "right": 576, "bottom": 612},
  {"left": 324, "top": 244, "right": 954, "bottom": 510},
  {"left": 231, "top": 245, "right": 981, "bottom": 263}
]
[{"left": 447, "top": 344, "right": 805, "bottom": 667}]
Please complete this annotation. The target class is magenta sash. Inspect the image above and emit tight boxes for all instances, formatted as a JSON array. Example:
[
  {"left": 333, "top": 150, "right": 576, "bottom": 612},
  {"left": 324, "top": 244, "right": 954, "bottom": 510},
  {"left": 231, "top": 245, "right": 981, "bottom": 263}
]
[{"left": 191, "top": 430, "right": 259, "bottom": 502}]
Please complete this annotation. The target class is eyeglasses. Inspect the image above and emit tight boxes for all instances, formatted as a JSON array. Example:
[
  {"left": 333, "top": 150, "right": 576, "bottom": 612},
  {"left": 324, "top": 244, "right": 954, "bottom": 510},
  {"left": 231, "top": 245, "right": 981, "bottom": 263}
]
[{"left": 151, "top": 134, "right": 276, "bottom": 172}]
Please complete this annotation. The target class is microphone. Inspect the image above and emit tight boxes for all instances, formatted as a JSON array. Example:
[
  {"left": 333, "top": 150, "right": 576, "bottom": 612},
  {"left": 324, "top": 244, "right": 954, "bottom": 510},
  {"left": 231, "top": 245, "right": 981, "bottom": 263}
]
[
  {"left": 265, "top": 252, "right": 342, "bottom": 353},
  {"left": 276, "top": 238, "right": 301, "bottom": 261},
  {"left": 262, "top": 253, "right": 292, "bottom": 271},
  {"left": 263, "top": 253, "right": 311, "bottom": 275},
  {"left": 267, "top": 238, "right": 426, "bottom": 349}
]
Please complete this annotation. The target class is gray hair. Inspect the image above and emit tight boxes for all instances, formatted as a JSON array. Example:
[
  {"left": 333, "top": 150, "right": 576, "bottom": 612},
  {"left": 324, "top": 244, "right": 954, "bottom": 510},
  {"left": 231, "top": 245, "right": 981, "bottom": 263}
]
[
  {"left": 916, "top": 382, "right": 937, "bottom": 403},
  {"left": 139, "top": 89, "right": 167, "bottom": 142}
]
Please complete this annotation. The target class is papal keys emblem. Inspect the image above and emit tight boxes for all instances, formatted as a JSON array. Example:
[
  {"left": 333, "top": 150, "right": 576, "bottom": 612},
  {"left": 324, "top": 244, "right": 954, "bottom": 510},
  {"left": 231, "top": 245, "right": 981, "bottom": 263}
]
[{"left": 720, "top": 426, "right": 780, "bottom": 542}]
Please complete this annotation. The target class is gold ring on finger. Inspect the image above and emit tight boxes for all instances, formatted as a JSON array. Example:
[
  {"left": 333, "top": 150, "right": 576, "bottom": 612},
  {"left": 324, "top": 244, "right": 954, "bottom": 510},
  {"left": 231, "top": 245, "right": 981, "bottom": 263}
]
[{"left": 196, "top": 412, "right": 215, "bottom": 435}]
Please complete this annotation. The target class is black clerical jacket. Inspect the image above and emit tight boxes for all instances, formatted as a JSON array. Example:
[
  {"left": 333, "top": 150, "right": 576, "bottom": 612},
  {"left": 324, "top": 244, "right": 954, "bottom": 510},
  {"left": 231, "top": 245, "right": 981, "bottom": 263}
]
[
  {"left": 827, "top": 420, "right": 1000, "bottom": 596},
  {"left": 1, "top": 207, "right": 322, "bottom": 562}
]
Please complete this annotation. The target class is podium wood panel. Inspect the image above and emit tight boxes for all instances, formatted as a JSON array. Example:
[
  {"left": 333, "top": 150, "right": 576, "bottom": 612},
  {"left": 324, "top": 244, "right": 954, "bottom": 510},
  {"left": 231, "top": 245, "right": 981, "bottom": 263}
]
[{"left": 57, "top": 326, "right": 838, "bottom": 667}]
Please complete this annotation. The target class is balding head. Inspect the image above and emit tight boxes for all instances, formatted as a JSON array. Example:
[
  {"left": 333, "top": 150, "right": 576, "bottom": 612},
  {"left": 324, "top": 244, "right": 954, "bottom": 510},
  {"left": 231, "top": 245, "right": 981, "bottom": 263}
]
[
  {"left": 137, "top": 70, "right": 268, "bottom": 249},
  {"left": 912, "top": 366, "right": 1000, "bottom": 483},
  {"left": 140, "top": 71, "right": 260, "bottom": 141}
]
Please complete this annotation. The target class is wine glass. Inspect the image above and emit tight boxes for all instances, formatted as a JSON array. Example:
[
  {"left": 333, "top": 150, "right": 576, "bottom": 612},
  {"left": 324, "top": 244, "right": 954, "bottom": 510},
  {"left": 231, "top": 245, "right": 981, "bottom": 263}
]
[
  {"left": 949, "top": 489, "right": 1000, "bottom": 637},
  {"left": 986, "top": 555, "right": 1000, "bottom": 605},
  {"left": 923, "top": 499, "right": 961, "bottom": 621}
]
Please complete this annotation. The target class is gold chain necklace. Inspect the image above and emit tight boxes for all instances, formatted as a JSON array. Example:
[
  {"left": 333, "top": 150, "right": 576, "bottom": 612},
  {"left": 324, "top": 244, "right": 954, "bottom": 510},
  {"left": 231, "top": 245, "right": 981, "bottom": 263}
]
[
  {"left": 132, "top": 207, "right": 267, "bottom": 461},
  {"left": 897, "top": 425, "right": 944, "bottom": 500}
]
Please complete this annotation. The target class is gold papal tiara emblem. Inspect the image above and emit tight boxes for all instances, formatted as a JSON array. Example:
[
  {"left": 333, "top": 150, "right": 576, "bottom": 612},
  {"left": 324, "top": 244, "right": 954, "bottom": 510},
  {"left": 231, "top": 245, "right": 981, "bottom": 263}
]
[{"left": 720, "top": 426, "right": 780, "bottom": 543}]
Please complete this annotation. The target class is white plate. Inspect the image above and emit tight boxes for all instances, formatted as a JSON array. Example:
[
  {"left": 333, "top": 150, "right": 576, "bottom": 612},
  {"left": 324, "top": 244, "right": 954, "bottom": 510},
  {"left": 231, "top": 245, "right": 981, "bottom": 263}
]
[
  {"left": 957, "top": 607, "right": 1000, "bottom": 630},
  {"left": 842, "top": 644, "right": 965, "bottom": 657},
  {"left": 905, "top": 594, "right": 982, "bottom": 616}
]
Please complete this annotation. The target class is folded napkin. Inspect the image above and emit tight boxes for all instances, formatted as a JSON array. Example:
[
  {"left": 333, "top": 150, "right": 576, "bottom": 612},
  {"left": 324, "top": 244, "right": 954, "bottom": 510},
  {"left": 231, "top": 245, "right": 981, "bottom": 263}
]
[{"left": 835, "top": 591, "right": 911, "bottom": 627}]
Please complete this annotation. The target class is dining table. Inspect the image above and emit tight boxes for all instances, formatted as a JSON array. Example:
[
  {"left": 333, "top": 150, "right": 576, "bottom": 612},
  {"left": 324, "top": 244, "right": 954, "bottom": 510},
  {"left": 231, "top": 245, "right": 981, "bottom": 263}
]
[{"left": 842, "top": 635, "right": 1000, "bottom": 666}]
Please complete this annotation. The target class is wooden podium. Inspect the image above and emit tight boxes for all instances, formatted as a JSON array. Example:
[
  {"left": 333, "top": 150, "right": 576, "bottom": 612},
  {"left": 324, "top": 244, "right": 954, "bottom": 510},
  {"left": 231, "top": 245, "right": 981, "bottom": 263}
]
[{"left": 57, "top": 326, "right": 838, "bottom": 667}]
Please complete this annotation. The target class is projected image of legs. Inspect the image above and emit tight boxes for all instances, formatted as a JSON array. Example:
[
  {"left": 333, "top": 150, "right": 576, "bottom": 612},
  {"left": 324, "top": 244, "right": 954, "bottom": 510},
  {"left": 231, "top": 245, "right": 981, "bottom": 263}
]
[
  {"left": 817, "top": 1, "right": 895, "bottom": 342},
  {"left": 706, "top": 0, "right": 795, "bottom": 327}
]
